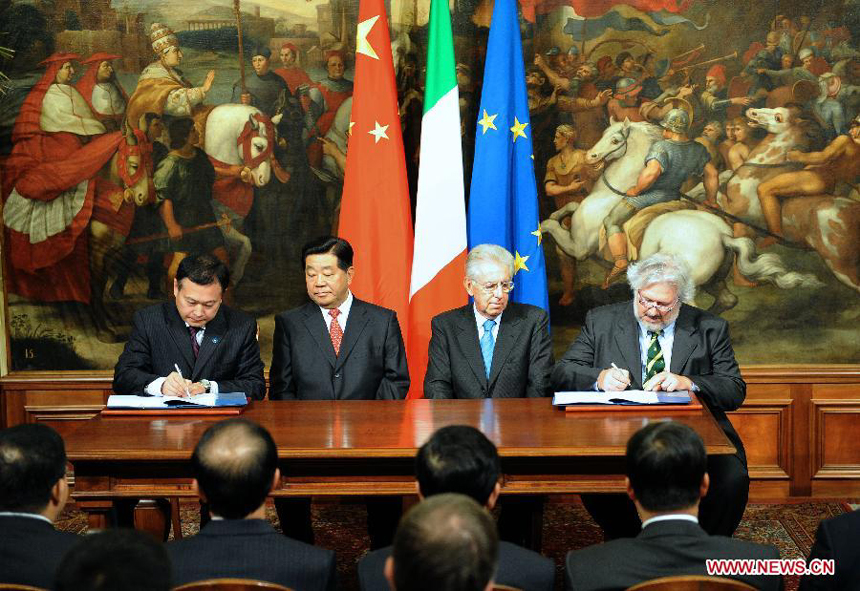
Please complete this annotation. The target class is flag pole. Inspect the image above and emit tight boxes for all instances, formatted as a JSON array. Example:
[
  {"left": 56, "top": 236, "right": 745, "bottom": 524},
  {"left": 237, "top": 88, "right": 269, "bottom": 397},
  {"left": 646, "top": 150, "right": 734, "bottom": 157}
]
[{"left": 233, "top": 0, "right": 246, "bottom": 94}]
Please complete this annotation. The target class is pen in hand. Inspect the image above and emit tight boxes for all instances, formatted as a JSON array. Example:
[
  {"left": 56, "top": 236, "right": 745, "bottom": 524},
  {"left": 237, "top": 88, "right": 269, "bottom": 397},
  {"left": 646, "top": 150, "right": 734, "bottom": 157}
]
[
  {"left": 611, "top": 362, "right": 631, "bottom": 388},
  {"left": 174, "top": 363, "right": 190, "bottom": 398}
]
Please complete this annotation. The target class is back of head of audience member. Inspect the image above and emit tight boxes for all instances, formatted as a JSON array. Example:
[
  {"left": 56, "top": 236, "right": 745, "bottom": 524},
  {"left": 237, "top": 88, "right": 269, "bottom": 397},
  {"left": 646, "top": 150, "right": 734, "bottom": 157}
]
[
  {"left": 386, "top": 493, "right": 499, "bottom": 591},
  {"left": 0, "top": 423, "right": 68, "bottom": 519},
  {"left": 626, "top": 421, "right": 709, "bottom": 518},
  {"left": 191, "top": 418, "right": 279, "bottom": 519},
  {"left": 55, "top": 528, "right": 171, "bottom": 591},
  {"left": 415, "top": 425, "right": 501, "bottom": 508}
]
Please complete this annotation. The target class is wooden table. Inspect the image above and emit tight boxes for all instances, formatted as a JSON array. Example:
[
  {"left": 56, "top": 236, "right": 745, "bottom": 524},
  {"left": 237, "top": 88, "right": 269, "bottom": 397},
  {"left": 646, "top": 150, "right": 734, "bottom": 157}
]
[{"left": 65, "top": 398, "right": 735, "bottom": 534}]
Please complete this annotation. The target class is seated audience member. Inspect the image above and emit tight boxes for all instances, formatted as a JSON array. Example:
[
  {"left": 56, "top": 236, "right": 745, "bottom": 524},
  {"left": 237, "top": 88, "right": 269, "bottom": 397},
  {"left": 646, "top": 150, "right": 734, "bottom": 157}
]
[
  {"left": 0, "top": 424, "right": 81, "bottom": 588},
  {"left": 385, "top": 493, "right": 499, "bottom": 591},
  {"left": 55, "top": 528, "right": 171, "bottom": 591},
  {"left": 166, "top": 418, "right": 336, "bottom": 590},
  {"left": 552, "top": 253, "right": 749, "bottom": 539},
  {"left": 566, "top": 422, "right": 783, "bottom": 591},
  {"left": 359, "top": 426, "right": 555, "bottom": 591},
  {"left": 799, "top": 509, "right": 860, "bottom": 591}
]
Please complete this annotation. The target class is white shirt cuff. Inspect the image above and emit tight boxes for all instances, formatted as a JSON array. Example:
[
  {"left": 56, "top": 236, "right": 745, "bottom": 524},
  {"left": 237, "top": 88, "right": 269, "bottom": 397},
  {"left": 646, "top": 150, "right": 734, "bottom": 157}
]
[
  {"left": 209, "top": 381, "right": 219, "bottom": 394},
  {"left": 146, "top": 377, "right": 166, "bottom": 396}
]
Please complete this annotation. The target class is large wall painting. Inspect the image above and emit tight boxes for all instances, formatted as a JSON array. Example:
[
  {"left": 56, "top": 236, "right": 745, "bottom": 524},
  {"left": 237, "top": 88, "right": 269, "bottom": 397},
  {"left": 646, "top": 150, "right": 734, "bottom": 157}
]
[{"left": 0, "top": 0, "right": 857, "bottom": 372}]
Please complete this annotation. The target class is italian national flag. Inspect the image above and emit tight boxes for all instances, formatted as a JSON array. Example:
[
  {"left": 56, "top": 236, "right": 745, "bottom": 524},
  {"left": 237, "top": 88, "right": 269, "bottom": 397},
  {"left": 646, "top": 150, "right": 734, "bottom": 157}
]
[{"left": 407, "top": 0, "right": 467, "bottom": 399}]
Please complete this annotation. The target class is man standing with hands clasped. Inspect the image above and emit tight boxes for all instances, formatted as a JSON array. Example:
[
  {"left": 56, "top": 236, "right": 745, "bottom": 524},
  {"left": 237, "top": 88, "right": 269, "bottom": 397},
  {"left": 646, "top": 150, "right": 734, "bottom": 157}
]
[{"left": 552, "top": 253, "right": 749, "bottom": 540}]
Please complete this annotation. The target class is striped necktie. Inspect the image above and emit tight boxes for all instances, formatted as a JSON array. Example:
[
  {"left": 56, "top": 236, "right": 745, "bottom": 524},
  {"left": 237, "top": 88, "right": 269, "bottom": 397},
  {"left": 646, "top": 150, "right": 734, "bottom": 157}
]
[{"left": 645, "top": 330, "right": 665, "bottom": 382}]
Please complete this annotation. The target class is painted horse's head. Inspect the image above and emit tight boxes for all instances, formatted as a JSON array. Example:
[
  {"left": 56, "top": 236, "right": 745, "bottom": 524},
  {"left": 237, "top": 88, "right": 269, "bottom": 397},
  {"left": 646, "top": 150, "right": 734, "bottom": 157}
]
[{"left": 587, "top": 117, "right": 633, "bottom": 164}]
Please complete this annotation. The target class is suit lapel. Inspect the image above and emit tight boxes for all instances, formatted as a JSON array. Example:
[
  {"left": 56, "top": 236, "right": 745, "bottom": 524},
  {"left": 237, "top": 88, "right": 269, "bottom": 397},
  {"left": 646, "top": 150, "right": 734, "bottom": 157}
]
[
  {"left": 670, "top": 305, "right": 698, "bottom": 374},
  {"left": 488, "top": 305, "right": 522, "bottom": 387},
  {"left": 336, "top": 299, "right": 370, "bottom": 369},
  {"left": 456, "top": 306, "right": 488, "bottom": 387},
  {"left": 614, "top": 304, "right": 643, "bottom": 389},
  {"left": 193, "top": 307, "right": 227, "bottom": 380},
  {"left": 164, "top": 303, "right": 195, "bottom": 372},
  {"left": 302, "top": 302, "right": 337, "bottom": 368}
]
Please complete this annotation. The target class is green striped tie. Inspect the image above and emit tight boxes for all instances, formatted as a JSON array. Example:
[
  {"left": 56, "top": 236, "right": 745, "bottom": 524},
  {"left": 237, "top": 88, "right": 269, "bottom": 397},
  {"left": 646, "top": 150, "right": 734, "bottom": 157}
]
[{"left": 645, "top": 330, "right": 665, "bottom": 382}]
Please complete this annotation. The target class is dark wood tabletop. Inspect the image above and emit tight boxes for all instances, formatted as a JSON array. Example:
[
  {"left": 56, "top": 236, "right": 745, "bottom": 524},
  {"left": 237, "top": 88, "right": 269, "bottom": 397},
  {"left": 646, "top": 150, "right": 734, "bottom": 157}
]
[
  {"left": 65, "top": 398, "right": 734, "bottom": 459},
  {"left": 64, "top": 398, "right": 734, "bottom": 530}
]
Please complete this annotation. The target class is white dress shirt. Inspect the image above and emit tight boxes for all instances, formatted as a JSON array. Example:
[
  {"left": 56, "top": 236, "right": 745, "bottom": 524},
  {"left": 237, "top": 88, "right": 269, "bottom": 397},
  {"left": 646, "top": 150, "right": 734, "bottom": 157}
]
[{"left": 641, "top": 513, "right": 699, "bottom": 529}]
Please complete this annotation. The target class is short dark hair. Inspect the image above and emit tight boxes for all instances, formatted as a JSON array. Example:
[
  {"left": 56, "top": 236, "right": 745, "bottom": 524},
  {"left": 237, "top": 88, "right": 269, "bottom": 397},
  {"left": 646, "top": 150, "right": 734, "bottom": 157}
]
[
  {"left": 301, "top": 235, "right": 354, "bottom": 271},
  {"left": 615, "top": 51, "right": 633, "bottom": 67},
  {"left": 392, "top": 493, "right": 498, "bottom": 591},
  {"left": 416, "top": 426, "right": 500, "bottom": 505},
  {"left": 0, "top": 424, "right": 66, "bottom": 513},
  {"left": 626, "top": 421, "right": 707, "bottom": 512},
  {"left": 168, "top": 118, "right": 196, "bottom": 149},
  {"left": 176, "top": 253, "right": 230, "bottom": 291},
  {"left": 192, "top": 418, "right": 278, "bottom": 519},
  {"left": 143, "top": 112, "right": 161, "bottom": 128},
  {"left": 55, "top": 528, "right": 171, "bottom": 591}
]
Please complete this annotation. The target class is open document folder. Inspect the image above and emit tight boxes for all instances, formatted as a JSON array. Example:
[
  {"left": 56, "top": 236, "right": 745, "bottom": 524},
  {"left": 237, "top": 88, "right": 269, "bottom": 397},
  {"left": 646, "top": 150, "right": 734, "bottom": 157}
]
[
  {"left": 106, "top": 392, "right": 248, "bottom": 409},
  {"left": 552, "top": 390, "right": 692, "bottom": 406}
]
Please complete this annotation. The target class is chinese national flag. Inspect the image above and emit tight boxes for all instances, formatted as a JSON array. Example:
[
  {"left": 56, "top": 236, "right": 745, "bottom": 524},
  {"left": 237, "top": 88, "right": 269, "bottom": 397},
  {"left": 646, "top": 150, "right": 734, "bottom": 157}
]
[{"left": 339, "top": 0, "right": 414, "bottom": 345}]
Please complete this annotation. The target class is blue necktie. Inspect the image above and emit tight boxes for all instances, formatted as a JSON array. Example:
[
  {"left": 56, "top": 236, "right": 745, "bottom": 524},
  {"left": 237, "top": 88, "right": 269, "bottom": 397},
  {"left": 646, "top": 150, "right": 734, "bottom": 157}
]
[{"left": 480, "top": 319, "right": 496, "bottom": 379}]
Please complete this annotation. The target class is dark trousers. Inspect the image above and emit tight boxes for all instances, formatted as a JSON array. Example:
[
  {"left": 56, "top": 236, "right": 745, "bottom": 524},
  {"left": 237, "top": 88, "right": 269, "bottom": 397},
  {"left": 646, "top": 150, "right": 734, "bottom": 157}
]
[
  {"left": 274, "top": 496, "right": 403, "bottom": 550},
  {"left": 582, "top": 453, "right": 750, "bottom": 539},
  {"left": 497, "top": 495, "right": 545, "bottom": 550}
]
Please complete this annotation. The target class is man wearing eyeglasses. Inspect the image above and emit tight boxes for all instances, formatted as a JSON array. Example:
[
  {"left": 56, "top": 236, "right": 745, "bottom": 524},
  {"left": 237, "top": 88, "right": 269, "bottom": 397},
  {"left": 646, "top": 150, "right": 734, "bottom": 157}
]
[
  {"left": 552, "top": 253, "right": 748, "bottom": 540},
  {"left": 424, "top": 244, "right": 554, "bottom": 549},
  {"left": 424, "top": 244, "right": 553, "bottom": 400}
]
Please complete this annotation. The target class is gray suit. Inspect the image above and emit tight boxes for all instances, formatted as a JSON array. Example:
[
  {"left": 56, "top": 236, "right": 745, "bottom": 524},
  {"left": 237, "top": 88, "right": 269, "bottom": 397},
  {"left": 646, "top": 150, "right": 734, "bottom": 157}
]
[
  {"left": 565, "top": 519, "right": 783, "bottom": 591},
  {"left": 268, "top": 298, "right": 409, "bottom": 400},
  {"left": 552, "top": 301, "right": 749, "bottom": 537},
  {"left": 425, "top": 303, "right": 553, "bottom": 399}
]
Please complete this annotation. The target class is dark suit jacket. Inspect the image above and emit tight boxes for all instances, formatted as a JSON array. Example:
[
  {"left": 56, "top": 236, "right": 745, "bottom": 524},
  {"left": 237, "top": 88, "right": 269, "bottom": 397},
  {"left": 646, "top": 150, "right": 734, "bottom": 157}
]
[
  {"left": 112, "top": 302, "right": 266, "bottom": 399},
  {"left": 359, "top": 540, "right": 555, "bottom": 591},
  {"left": 551, "top": 301, "right": 747, "bottom": 462},
  {"left": 565, "top": 519, "right": 783, "bottom": 591},
  {"left": 166, "top": 519, "right": 336, "bottom": 591},
  {"left": 269, "top": 298, "right": 409, "bottom": 400},
  {"left": 424, "top": 303, "right": 553, "bottom": 399},
  {"left": 799, "top": 510, "right": 860, "bottom": 591},
  {"left": 0, "top": 515, "right": 81, "bottom": 588}
]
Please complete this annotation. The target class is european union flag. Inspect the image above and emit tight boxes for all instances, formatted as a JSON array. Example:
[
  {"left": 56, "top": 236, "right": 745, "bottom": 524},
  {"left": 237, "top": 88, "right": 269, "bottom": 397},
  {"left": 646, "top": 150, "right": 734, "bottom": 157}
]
[{"left": 468, "top": 0, "right": 549, "bottom": 314}]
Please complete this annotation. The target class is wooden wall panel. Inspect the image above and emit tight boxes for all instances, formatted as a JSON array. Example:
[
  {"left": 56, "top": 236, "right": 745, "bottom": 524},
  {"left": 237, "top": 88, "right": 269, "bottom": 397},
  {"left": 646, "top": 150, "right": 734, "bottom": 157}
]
[{"left": 810, "top": 383, "right": 860, "bottom": 489}]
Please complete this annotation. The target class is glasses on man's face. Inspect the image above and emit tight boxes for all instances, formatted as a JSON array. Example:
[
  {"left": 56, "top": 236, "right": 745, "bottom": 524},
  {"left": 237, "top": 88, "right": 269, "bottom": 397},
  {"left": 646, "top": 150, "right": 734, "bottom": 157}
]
[
  {"left": 637, "top": 292, "right": 676, "bottom": 314},
  {"left": 477, "top": 281, "right": 514, "bottom": 295}
]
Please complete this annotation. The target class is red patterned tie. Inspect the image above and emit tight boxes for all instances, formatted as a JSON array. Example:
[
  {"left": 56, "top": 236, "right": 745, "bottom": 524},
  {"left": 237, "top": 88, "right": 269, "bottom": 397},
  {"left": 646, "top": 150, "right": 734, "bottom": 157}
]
[{"left": 329, "top": 309, "right": 343, "bottom": 356}]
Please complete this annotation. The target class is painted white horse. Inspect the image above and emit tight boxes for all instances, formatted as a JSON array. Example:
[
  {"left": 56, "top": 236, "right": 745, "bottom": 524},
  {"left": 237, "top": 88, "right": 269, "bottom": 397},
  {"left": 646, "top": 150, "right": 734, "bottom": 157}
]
[
  {"left": 203, "top": 104, "right": 276, "bottom": 286},
  {"left": 542, "top": 118, "right": 821, "bottom": 312},
  {"left": 687, "top": 106, "right": 860, "bottom": 293}
]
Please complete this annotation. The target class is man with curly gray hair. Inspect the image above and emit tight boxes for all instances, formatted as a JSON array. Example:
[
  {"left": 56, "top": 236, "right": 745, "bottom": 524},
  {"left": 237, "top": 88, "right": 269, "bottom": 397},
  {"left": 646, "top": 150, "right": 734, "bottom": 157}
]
[{"left": 551, "top": 253, "right": 749, "bottom": 541}]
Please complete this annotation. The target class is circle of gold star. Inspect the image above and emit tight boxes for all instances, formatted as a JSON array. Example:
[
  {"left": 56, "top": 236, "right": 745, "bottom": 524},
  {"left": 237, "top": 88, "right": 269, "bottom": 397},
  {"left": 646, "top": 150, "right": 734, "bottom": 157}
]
[
  {"left": 478, "top": 109, "right": 498, "bottom": 134},
  {"left": 510, "top": 117, "right": 528, "bottom": 143}
]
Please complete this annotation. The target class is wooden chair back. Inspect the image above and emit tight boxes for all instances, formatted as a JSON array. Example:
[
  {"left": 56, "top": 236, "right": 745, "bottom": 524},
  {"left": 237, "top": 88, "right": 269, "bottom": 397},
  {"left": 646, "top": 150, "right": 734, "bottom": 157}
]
[
  {"left": 172, "top": 579, "right": 294, "bottom": 591},
  {"left": 626, "top": 575, "right": 758, "bottom": 591}
]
